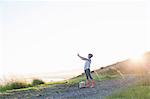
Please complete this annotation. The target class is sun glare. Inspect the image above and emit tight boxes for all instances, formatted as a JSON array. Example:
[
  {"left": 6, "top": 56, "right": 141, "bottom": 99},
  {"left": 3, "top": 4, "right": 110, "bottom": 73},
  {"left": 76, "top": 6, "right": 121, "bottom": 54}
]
[{"left": 130, "top": 54, "right": 144, "bottom": 63}]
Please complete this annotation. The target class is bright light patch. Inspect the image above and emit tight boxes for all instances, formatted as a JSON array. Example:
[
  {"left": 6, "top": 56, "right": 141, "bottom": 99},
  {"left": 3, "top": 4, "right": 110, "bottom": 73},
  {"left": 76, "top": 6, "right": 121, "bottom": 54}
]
[{"left": 130, "top": 54, "right": 144, "bottom": 63}]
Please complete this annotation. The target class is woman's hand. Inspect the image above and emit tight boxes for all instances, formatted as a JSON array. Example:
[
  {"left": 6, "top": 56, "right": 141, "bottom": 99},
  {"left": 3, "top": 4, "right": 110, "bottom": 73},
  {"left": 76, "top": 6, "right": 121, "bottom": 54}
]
[{"left": 77, "top": 53, "right": 87, "bottom": 60}]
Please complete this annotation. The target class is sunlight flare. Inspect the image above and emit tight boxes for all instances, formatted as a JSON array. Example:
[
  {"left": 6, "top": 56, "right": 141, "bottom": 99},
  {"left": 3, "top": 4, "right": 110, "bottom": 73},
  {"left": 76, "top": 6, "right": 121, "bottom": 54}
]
[{"left": 130, "top": 54, "right": 144, "bottom": 63}]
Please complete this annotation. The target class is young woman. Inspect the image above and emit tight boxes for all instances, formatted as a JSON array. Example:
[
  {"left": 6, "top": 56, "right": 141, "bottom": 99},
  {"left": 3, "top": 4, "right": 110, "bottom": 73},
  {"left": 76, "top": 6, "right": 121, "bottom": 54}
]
[{"left": 77, "top": 53, "right": 95, "bottom": 88}]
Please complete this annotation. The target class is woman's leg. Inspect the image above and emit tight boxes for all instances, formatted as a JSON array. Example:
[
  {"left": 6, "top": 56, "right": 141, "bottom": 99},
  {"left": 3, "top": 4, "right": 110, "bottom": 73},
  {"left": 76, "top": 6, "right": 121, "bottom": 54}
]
[
  {"left": 87, "top": 69, "right": 93, "bottom": 80},
  {"left": 85, "top": 69, "right": 90, "bottom": 87},
  {"left": 84, "top": 70, "right": 89, "bottom": 80}
]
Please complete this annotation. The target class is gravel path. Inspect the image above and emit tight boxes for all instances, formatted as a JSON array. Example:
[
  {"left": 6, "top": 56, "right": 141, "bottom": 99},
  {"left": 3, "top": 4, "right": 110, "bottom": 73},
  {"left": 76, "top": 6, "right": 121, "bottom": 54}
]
[{"left": 0, "top": 75, "right": 139, "bottom": 99}]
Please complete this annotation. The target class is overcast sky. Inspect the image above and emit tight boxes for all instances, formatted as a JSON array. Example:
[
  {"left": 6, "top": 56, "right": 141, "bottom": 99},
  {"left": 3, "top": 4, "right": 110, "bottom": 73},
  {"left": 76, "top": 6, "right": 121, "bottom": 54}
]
[{"left": 0, "top": 0, "right": 150, "bottom": 78}]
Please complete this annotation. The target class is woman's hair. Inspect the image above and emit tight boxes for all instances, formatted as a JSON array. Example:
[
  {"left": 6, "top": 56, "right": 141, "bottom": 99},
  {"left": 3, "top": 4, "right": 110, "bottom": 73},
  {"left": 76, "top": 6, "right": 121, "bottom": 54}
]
[{"left": 88, "top": 53, "right": 93, "bottom": 58}]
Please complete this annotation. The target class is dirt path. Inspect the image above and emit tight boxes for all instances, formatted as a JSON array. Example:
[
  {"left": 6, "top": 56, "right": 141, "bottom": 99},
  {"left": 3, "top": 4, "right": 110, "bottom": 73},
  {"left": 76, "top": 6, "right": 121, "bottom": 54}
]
[{"left": 0, "top": 75, "right": 139, "bottom": 99}]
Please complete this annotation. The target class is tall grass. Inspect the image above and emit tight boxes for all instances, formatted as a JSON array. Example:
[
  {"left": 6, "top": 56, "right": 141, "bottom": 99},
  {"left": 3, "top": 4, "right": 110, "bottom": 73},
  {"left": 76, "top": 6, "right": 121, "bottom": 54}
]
[
  {"left": 107, "top": 86, "right": 150, "bottom": 99},
  {"left": 0, "top": 82, "right": 29, "bottom": 92},
  {"left": 106, "top": 74, "right": 150, "bottom": 99},
  {"left": 0, "top": 78, "right": 45, "bottom": 92}
]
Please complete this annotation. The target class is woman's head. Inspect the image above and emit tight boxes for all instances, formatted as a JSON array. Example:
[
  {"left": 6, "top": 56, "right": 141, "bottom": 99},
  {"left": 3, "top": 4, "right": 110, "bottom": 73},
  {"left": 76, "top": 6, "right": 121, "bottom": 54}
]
[{"left": 88, "top": 53, "right": 93, "bottom": 58}]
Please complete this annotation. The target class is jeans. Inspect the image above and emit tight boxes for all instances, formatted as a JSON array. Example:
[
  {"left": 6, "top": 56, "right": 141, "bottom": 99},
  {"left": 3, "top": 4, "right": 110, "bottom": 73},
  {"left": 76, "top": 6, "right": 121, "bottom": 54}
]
[{"left": 84, "top": 69, "right": 93, "bottom": 80}]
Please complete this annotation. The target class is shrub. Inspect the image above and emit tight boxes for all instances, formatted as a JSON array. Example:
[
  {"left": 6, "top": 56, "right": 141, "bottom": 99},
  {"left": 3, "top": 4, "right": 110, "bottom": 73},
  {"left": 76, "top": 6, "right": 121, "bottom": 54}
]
[{"left": 31, "top": 79, "right": 45, "bottom": 86}]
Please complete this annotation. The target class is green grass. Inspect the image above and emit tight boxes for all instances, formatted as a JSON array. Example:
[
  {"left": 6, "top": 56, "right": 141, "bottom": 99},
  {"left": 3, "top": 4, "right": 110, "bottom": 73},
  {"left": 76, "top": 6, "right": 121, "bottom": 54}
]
[
  {"left": 46, "top": 80, "right": 67, "bottom": 85},
  {"left": 0, "top": 80, "right": 68, "bottom": 93},
  {"left": 0, "top": 79, "right": 45, "bottom": 92},
  {"left": 0, "top": 82, "right": 29, "bottom": 92},
  {"left": 106, "top": 75, "right": 150, "bottom": 99},
  {"left": 106, "top": 86, "right": 150, "bottom": 99}
]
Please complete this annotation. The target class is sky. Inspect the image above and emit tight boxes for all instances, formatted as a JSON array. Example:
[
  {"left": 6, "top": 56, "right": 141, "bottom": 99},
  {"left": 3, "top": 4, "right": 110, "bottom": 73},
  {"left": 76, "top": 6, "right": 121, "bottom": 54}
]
[{"left": 0, "top": 0, "right": 150, "bottom": 79}]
